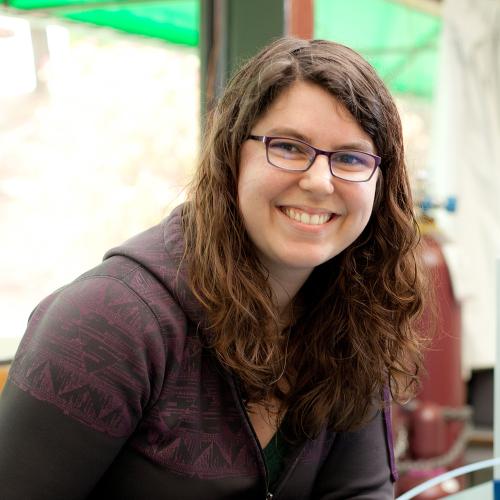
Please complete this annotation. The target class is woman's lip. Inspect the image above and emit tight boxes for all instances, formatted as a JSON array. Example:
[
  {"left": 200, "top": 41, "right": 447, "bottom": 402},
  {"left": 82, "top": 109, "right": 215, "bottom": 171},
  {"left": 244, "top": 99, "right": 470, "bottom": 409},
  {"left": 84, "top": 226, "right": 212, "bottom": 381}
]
[{"left": 278, "top": 205, "right": 336, "bottom": 216}]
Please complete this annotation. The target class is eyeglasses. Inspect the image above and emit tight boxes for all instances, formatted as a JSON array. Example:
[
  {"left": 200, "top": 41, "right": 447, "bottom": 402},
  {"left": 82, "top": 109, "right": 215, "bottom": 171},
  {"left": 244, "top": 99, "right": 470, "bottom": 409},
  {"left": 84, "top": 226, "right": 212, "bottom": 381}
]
[{"left": 248, "top": 135, "right": 381, "bottom": 182}]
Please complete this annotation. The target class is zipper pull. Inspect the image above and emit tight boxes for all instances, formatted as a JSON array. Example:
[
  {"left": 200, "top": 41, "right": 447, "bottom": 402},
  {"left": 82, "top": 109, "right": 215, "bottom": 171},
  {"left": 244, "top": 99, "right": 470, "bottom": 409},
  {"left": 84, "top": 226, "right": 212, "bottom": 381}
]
[{"left": 266, "top": 493, "right": 274, "bottom": 499}]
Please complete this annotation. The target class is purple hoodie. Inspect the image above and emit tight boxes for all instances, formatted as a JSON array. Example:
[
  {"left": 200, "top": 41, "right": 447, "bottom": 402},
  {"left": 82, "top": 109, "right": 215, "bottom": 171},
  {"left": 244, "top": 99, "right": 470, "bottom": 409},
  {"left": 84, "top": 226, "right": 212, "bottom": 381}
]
[{"left": 0, "top": 206, "right": 396, "bottom": 499}]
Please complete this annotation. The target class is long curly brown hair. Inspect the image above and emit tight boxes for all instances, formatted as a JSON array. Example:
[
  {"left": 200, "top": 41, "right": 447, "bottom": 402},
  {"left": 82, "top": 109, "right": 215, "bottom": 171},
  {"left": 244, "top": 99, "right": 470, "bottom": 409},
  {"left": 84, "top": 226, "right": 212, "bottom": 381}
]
[{"left": 183, "top": 37, "right": 425, "bottom": 438}]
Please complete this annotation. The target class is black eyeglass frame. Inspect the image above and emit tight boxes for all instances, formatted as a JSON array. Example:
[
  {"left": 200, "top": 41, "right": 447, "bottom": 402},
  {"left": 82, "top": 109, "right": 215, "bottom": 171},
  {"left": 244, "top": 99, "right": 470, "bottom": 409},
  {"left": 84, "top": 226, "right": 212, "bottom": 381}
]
[{"left": 248, "top": 135, "right": 381, "bottom": 183}]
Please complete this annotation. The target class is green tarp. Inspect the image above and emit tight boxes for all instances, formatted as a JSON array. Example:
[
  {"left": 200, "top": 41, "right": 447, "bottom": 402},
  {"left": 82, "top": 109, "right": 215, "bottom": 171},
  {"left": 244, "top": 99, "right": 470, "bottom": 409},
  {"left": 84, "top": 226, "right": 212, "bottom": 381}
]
[
  {"left": 315, "top": 0, "right": 441, "bottom": 98},
  {"left": 3, "top": 0, "right": 441, "bottom": 97},
  {"left": 7, "top": 0, "right": 199, "bottom": 46}
]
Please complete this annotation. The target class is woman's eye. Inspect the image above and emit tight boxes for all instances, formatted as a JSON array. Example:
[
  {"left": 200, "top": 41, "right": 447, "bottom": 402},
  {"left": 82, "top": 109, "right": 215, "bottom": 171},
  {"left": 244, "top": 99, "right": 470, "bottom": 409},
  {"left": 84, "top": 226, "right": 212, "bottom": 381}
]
[
  {"left": 270, "top": 140, "right": 309, "bottom": 157},
  {"left": 272, "top": 141, "right": 300, "bottom": 153},
  {"left": 333, "top": 152, "right": 373, "bottom": 168},
  {"left": 336, "top": 153, "right": 362, "bottom": 165}
]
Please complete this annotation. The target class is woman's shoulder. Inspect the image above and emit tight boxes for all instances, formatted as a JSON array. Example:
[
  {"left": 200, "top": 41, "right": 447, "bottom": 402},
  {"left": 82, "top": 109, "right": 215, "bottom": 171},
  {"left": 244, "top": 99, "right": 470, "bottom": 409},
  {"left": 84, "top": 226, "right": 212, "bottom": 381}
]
[
  {"left": 23, "top": 204, "right": 194, "bottom": 357},
  {"left": 7, "top": 206, "right": 196, "bottom": 437},
  {"left": 8, "top": 272, "right": 169, "bottom": 437}
]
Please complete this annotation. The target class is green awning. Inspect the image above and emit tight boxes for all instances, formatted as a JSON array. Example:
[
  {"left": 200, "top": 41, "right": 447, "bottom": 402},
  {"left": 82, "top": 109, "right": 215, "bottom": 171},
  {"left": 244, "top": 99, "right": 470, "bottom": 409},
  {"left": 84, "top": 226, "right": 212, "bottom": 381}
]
[
  {"left": 6, "top": 0, "right": 199, "bottom": 46},
  {"left": 315, "top": 0, "right": 441, "bottom": 98},
  {"left": 3, "top": 0, "right": 441, "bottom": 97}
]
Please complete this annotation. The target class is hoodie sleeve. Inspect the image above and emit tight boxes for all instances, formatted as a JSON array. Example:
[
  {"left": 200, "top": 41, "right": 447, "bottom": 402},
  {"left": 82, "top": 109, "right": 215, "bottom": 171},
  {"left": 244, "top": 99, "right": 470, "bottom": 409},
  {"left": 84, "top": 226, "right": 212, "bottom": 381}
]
[
  {"left": 311, "top": 410, "right": 395, "bottom": 499},
  {"left": 0, "top": 275, "right": 166, "bottom": 499}
]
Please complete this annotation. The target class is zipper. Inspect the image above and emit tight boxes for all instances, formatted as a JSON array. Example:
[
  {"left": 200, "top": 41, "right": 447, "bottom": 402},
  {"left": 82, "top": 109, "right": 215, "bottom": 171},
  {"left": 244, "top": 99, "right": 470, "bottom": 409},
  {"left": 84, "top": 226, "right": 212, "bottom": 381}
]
[
  {"left": 228, "top": 373, "right": 275, "bottom": 499},
  {"left": 228, "top": 373, "right": 309, "bottom": 500}
]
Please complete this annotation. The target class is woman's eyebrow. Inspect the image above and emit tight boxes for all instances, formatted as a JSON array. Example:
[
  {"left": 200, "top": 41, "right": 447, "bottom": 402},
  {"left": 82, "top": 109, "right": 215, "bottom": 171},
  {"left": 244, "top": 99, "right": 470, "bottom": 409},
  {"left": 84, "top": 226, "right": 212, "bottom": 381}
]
[
  {"left": 265, "top": 127, "right": 375, "bottom": 153},
  {"left": 337, "top": 140, "right": 375, "bottom": 153},
  {"left": 266, "top": 127, "right": 311, "bottom": 143}
]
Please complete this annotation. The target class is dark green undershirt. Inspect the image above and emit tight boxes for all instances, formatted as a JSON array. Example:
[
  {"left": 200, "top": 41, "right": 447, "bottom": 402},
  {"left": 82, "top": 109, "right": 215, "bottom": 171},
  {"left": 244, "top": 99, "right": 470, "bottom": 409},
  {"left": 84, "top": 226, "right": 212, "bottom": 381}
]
[{"left": 263, "top": 430, "right": 290, "bottom": 490}]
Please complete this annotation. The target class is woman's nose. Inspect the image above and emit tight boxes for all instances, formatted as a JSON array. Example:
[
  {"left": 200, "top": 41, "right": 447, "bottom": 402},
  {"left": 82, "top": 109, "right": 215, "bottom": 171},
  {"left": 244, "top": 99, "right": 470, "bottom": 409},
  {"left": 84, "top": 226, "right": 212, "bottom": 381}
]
[{"left": 298, "top": 154, "right": 335, "bottom": 195}]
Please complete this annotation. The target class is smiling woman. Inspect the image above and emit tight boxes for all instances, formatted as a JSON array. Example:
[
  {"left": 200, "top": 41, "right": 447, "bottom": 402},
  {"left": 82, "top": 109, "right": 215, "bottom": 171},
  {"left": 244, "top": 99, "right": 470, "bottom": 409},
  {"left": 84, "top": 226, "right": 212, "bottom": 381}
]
[{"left": 0, "top": 38, "right": 424, "bottom": 499}]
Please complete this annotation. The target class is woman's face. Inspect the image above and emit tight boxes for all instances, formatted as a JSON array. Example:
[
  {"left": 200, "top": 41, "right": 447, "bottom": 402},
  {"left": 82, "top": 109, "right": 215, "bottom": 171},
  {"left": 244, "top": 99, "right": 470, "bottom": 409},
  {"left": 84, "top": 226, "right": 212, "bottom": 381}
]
[{"left": 238, "top": 80, "right": 379, "bottom": 283}]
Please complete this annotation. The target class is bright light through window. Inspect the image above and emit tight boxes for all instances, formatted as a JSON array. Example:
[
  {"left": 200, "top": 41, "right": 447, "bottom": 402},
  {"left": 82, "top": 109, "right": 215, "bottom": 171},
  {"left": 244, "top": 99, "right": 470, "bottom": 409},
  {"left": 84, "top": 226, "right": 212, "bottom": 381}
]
[
  {"left": 0, "top": 16, "right": 199, "bottom": 360},
  {"left": 0, "top": 15, "right": 36, "bottom": 96}
]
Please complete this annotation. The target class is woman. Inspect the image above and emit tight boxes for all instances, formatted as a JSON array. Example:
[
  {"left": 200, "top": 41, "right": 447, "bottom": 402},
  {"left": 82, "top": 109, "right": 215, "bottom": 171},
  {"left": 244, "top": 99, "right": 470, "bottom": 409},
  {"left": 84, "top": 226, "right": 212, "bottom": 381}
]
[{"left": 0, "top": 38, "right": 423, "bottom": 499}]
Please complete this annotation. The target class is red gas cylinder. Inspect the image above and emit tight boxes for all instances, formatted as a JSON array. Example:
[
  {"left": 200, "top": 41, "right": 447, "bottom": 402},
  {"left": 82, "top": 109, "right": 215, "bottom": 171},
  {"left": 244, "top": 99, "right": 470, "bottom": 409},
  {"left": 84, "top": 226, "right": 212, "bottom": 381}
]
[
  {"left": 418, "top": 235, "right": 465, "bottom": 466},
  {"left": 395, "top": 233, "right": 465, "bottom": 498},
  {"left": 418, "top": 235, "right": 463, "bottom": 409}
]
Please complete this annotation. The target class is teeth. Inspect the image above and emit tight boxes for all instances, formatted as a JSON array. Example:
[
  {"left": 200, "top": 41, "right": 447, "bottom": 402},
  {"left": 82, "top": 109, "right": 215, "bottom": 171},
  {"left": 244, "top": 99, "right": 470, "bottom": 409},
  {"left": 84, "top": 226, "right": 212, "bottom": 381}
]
[{"left": 282, "top": 207, "right": 331, "bottom": 225}]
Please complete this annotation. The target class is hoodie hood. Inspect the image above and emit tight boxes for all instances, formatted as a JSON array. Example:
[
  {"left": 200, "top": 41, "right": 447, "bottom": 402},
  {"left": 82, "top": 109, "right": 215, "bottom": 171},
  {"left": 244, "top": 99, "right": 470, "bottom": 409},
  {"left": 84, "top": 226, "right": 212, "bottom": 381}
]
[{"left": 103, "top": 204, "right": 207, "bottom": 328}]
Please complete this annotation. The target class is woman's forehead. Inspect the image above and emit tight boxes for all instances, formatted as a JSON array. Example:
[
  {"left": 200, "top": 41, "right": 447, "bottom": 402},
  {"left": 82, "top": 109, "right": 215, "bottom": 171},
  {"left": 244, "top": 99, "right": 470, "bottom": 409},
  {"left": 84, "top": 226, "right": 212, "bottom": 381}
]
[{"left": 251, "top": 81, "right": 375, "bottom": 153}]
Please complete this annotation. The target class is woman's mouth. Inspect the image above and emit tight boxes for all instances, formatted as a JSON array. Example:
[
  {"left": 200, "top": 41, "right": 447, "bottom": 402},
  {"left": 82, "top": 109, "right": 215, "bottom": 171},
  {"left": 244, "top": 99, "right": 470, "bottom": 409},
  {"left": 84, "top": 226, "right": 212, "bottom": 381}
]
[{"left": 280, "top": 207, "right": 334, "bottom": 225}]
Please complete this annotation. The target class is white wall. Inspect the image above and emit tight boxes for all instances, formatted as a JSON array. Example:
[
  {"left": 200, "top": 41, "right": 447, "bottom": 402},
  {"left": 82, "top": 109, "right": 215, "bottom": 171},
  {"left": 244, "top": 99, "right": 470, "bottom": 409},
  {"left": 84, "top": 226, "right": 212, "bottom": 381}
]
[{"left": 431, "top": 0, "right": 500, "bottom": 371}]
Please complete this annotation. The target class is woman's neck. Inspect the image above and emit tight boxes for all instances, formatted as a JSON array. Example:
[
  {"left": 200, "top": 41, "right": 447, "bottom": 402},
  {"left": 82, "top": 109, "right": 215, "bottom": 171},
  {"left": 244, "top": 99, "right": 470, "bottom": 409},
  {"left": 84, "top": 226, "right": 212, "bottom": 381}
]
[{"left": 266, "top": 268, "right": 311, "bottom": 314}]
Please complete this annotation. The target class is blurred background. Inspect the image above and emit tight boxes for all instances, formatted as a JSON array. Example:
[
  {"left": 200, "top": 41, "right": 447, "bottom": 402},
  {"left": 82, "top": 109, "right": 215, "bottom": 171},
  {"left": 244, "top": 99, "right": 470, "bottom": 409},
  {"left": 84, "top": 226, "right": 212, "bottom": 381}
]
[{"left": 0, "top": 0, "right": 499, "bottom": 497}]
